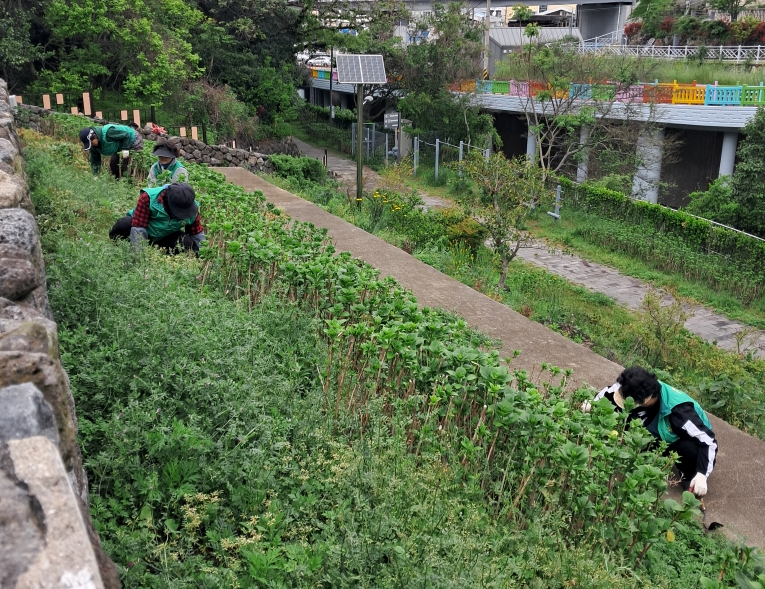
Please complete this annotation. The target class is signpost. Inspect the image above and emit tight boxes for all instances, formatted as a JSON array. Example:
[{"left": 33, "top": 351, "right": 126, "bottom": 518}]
[
  {"left": 384, "top": 112, "right": 400, "bottom": 129},
  {"left": 336, "top": 54, "right": 387, "bottom": 202}
]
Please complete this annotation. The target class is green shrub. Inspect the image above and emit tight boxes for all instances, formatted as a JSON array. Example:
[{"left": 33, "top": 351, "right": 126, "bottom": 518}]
[
  {"left": 269, "top": 154, "right": 326, "bottom": 187},
  {"left": 559, "top": 177, "right": 765, "bottom": 303},
  {"left": 446, "top": 216, "right": 487, "bottom": 252}
]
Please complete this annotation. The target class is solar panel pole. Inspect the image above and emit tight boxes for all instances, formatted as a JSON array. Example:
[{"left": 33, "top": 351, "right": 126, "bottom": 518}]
[
  {"left": 329, "top": 46, "right": 334, "bottom": 127},
  {"left": 356, "top": 83, "right": 364, "bottom": 202}
]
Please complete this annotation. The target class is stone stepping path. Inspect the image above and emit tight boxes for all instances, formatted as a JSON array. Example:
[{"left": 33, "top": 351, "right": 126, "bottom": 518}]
[
  {"left": 214, "top": 165, "right": 765, "bottom": 549},
  {"left": 514, "top": 248, "right": 765, "bottom": 358}
]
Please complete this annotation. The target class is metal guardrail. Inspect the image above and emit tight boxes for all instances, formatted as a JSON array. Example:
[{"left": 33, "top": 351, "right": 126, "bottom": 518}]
[
  {"left": 580, "top": 30, "right": 622, "bottom": 48},
  {"left": 577, "top": 43, "right": 765, "bottom": 64}
]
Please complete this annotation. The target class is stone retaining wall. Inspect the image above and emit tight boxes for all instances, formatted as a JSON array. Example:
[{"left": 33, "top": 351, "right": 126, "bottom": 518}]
[
  {"left": 14, "top": 104, "right": 301, "bottom": 174},
  {"left": 1, "top": 80, "right": 120, "bottom": 588}
]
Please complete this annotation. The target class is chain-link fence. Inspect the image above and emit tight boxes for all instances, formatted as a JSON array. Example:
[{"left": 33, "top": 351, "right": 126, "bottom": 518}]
[
  {"left": 351, "top": 123, "right": 398, "bottom": 165},
  {"left": 413, "top": 136, "right": 489, "bottom": 179}
]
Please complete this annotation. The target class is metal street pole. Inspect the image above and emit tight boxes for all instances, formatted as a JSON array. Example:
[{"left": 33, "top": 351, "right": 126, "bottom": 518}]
[
  {"left": 484, "top": 0, "right": 491, "bottom": 77},
  {"left": 356, "top": 84, "right": 364, "bottom": 202}
]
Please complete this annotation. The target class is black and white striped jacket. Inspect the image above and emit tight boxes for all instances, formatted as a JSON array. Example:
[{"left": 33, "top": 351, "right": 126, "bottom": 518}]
[{"left": 595, "top": 384, "right": 717, "bottom": 478}]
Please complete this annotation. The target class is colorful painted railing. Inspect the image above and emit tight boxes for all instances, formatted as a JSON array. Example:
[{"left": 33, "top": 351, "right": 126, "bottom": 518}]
[
  {"left": 705, "top": 85, "right": 742, "bottom": 106},
  {"left": 615, "top": 85, "right": 644, "bottom": 102},
  {"left": 530, "top": 82, "right": 546, "bottom": 97},
  {"left": 568, "top": 83, "right": 616, "bottom": 100},
  {"left": 642, "top": 82, "right": 676, "bottom": 104},
  {"left": 672, "top": 83, "right": 706, "bottom": 105},
  {"left": 742, "top": 83, "right": 765, "bottom": 106},
  {"left": 491, "top": 81, "right": 510, "bottom": 94},
  {"left": 510, "top": 80, "right": 529, "bottom": 96},
  {"left": 311, "top": 68, "right": 339, "bottom": 81},
  {"left": 461, "top": 77, "right": 765, "bottom": 107}
]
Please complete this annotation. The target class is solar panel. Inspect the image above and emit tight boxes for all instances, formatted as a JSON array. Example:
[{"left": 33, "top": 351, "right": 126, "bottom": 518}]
[{"left": 336, "top": 54, "right": 387, "bottom": 84}]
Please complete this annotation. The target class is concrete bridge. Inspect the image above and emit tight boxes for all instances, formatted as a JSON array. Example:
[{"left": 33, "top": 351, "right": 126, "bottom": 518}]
[{"left": 308, "top": 74, "right": 753, "bottom": 207}]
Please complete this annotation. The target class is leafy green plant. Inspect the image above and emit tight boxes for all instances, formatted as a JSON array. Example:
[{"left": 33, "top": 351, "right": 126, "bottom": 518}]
[
  {"left": 269, "top": 154, "right": 326, "bottom": 188},
  {"left": 24, "top": 125, "right": 764, "bottom": 588}
]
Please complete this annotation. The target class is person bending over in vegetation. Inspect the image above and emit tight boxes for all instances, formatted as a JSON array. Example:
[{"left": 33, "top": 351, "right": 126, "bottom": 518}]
[
  {"left": 109, "top": 183, "right": 205, "bottom": 254},
  {"left": 79, "top": 124, "right": 144, "bottom": 178},
  {"left": 147, "top": 139, "right": 188, "bottom": 187},
  {"left": 583, "top": 367, "right": 717, "bottom": 497}
]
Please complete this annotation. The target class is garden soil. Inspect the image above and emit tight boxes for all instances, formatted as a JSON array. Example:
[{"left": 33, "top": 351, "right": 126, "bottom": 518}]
[{"left": 213, "top": 166, "right": 765, "bottom": 550}]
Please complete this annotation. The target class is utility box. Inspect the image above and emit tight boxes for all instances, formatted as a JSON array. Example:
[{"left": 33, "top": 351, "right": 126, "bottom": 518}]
[{"left": 400, "top": 119, "right": 413, "bottom": 159}]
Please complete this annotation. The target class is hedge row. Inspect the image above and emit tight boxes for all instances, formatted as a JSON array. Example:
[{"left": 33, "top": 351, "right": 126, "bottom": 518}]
[{"left": 559, "top": 178, "right": 765, "bottom": 294}]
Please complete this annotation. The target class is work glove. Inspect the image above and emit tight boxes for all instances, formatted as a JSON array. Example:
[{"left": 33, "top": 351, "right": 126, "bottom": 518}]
[
  {"left": 122, "top": 150, "right": 130, "bottom": 158},
  {"left": 580, "top": 400, "right": 592, "bottom": 413},
  {"left": 689, "top": 473, "right": 708, "bottom": 497}
]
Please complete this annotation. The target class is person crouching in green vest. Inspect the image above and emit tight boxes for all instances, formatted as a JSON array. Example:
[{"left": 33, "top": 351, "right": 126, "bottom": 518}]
[
  {"left": 583, "top": 366, "right": 717, "bottom": 497},
  {"left": 109, "top": 183, "right": 206, "bottom": 253},
  {"left": 79, "top": 124, "right": 145, "bottom": 178},
  {"left": 147, "top": 139, "right": 188, "bottom": 187}
]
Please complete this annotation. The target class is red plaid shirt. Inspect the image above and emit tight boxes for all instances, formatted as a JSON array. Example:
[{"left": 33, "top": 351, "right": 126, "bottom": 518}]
[{"left": 131, "top": 191, "right": 204, "bottom": 235}]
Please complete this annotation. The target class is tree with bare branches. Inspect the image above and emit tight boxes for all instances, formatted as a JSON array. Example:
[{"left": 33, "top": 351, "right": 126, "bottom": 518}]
[{"left": 495, "top": 44, "right": 673, "bottom": 184}]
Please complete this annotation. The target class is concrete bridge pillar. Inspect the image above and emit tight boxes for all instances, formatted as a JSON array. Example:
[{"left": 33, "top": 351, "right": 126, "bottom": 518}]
[
  {"left": 526, "top": 129, "right": 537, "bottom": 163},
  {"left": 576, "top": 126, "right": 590, "bottom": 183},
  {"left": 632, "top": 126, "right": 665, "bottom": 204},
  {"left": 719, "top": 131, "right": 738, "bottom": 177}
]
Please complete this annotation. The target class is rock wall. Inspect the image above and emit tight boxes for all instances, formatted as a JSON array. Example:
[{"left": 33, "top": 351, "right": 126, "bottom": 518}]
[
  {"left": 14, "top": 104, "right": 302, "bottom": 174},
  {"left": 0, "top": 80, "right": 120, "bottom": 588}
]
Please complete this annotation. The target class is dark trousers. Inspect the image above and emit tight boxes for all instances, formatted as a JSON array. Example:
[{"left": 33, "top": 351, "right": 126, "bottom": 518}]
[
  {"left": 667, "top": 438, "right": 711, "bottom": 482},
  {"left": 109, "top": 216, "right": 197, "bottom": 253},
  {"left": 109, "top": 154, "right": 130, "bottom": 179}
]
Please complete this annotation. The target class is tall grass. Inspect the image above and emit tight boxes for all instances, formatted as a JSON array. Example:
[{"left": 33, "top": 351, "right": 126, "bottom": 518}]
[{"left": 493, "top": 52, "right": 765, "bottom": 86}]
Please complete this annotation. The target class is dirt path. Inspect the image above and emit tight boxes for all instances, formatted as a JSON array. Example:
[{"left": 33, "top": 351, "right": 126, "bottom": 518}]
[{"left": 214, "top": 165, "right": 765, "bottom": 549}]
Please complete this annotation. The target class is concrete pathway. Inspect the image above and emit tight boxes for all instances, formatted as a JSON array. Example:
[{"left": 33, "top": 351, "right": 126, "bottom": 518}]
[
  {"left": 292, "top": 137, "right": 447, "bottom": 210},
  {"left": 213, "top": 166, "right": 765, "bottom": 549},
  {"left": 515, "top": 248, "right": 765, "bottom": 358},
  {"left": 294, "top": 135, "right": 765, "bottom": 357}
]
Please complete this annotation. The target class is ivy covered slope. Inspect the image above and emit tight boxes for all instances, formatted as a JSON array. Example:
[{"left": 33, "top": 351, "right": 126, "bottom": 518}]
[{"left": 24, "top": 129, "right": 762, "bottom": 588}]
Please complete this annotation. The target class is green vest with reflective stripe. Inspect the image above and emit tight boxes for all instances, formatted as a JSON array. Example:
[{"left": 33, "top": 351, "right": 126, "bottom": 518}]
[
  {"left": 128, "top": 185, "right": 198, "bottom": 240},
  {"left": 96, "top": 124, "right": 136, "bottom": 156},
  {"left": 645, "top": 382, "right": 712, "bottom": 444}
]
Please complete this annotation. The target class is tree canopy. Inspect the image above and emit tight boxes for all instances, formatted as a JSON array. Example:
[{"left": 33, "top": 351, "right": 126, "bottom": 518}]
[{"left": 4, "top": 0, "right": 494, "bottom": 146}]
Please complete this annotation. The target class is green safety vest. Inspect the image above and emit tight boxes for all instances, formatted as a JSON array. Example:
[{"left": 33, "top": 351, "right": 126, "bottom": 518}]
[
  {"left": 95, "top": 124, "right": 136, "bottom": 156},
  {"left": 128, "top": 185, "right": 198, "bottom": 240},
  {"left": 645, "top": 381, "right": 713, "bottom": 444},
  {"left": 150, "top": 160, "right": 188, "bottom": 185}
]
